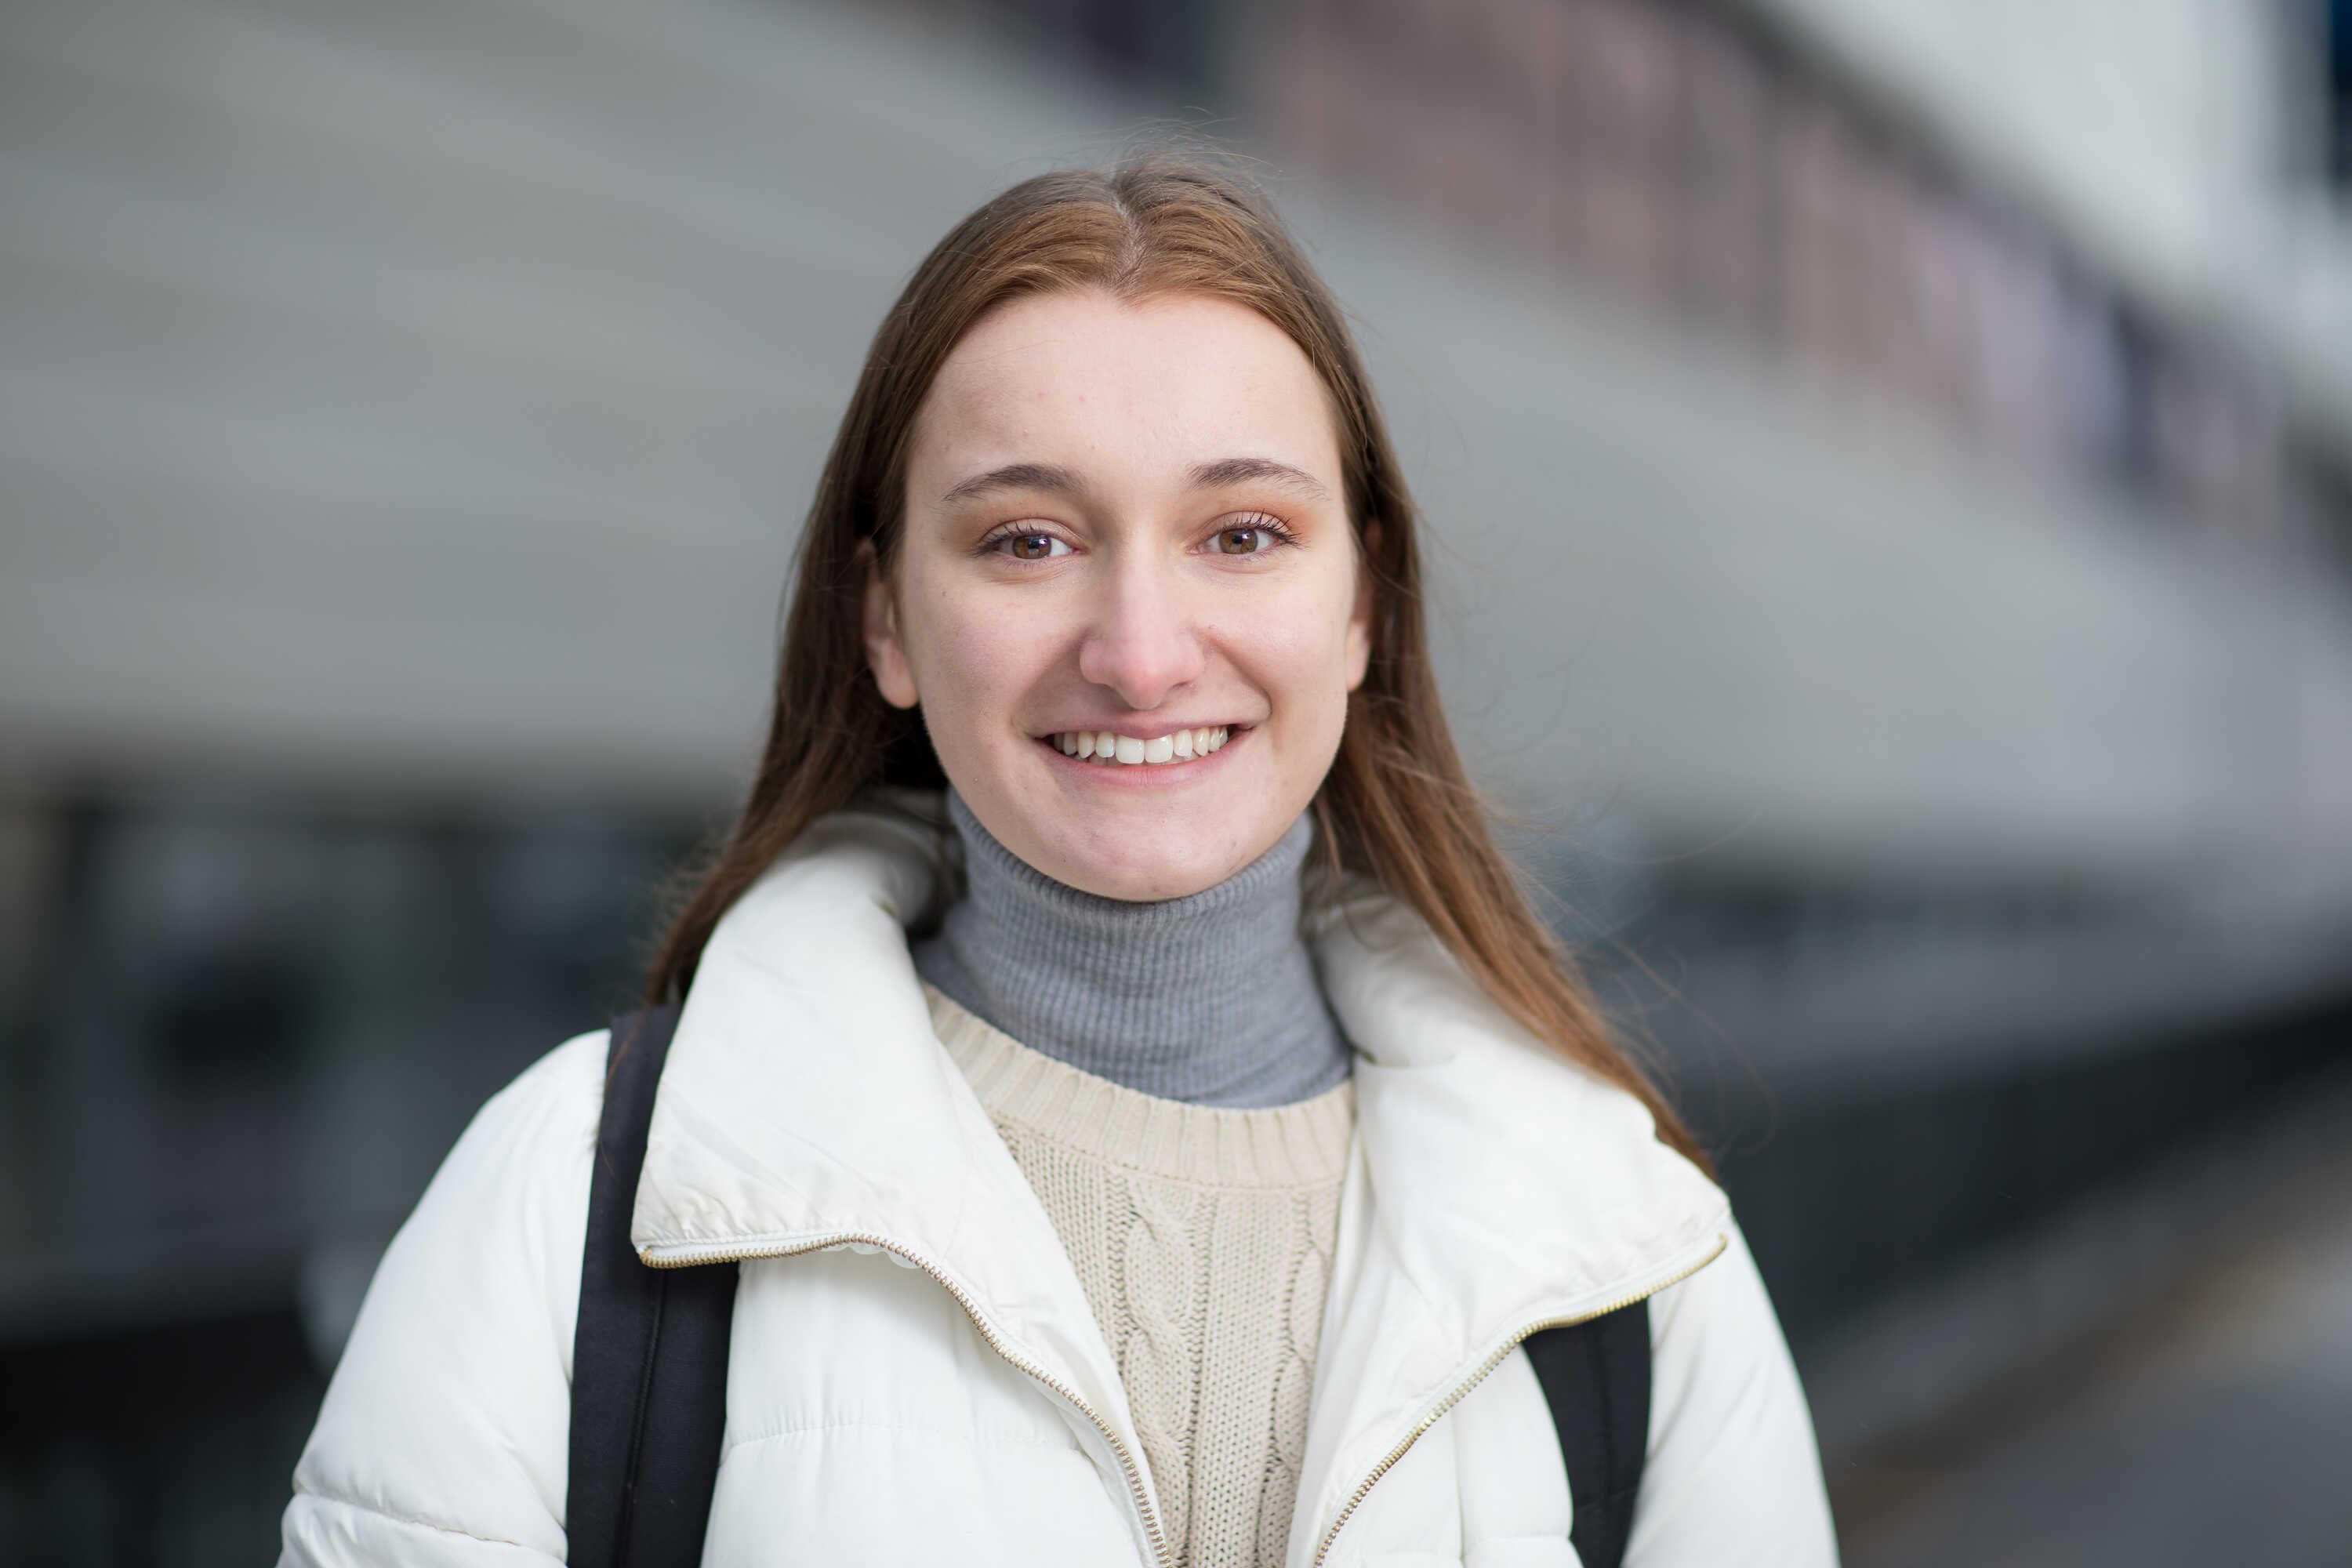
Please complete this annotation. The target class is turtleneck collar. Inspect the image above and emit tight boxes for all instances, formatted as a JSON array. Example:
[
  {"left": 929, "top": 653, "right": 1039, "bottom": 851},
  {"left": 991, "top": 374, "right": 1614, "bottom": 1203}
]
[{"left": 909, "top": 788, "right": 1354, "bottom": 1109}]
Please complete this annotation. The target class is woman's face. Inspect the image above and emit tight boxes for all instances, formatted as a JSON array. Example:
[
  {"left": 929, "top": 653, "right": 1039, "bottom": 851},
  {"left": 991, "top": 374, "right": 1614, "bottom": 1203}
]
[{"left": 865, "top": 287, "right": 1372, "bottom": 901}]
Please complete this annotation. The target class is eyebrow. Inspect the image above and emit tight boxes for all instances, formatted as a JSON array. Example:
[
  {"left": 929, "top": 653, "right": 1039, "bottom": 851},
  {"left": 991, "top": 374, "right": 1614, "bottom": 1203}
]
[{"left": 937, "top": 456, "right": 1334, "bottom": 508}]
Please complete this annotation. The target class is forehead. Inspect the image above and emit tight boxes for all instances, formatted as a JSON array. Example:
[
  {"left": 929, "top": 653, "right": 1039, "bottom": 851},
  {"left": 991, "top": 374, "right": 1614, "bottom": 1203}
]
[{"left": 910, "top": 289, "right": 1342, "bottom": 493}]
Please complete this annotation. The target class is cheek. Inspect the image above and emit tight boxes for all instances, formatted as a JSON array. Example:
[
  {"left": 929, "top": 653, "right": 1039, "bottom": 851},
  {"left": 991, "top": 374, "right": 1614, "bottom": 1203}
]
[
  {"left": 1235, "top": 575, "right": 1363, "bottom": 734},
  {"left": 901, "top": 579, "right": 1053, "bottom": 728}
]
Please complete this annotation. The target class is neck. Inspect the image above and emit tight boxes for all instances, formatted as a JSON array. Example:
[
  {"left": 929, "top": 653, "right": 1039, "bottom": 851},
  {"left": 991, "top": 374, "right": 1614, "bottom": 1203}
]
[{"left": 911, "top": 789, "right": 1352, "bottom": 1109}]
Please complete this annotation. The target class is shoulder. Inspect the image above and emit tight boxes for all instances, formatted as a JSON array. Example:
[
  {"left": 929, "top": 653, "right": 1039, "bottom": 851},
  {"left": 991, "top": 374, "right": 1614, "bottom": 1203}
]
[
  {"left": 1646, "top": 1221, "right": 1774, "bottom": 1354},
  {"left": 454, "top": 1025, "right": 612, "bottom": 1206},
  {"left": 376, "top": 1026, "right": 611, "bottom": 1320},
  {"left": 280, "top": 1029, "right": 611, "bottom": 1566},
  {"left": 355, "top": 1023, "right": 611, "bottom": 1367},
  {"left": 1629, "top": 1221, "right": 1841, "bottom": 1566}
]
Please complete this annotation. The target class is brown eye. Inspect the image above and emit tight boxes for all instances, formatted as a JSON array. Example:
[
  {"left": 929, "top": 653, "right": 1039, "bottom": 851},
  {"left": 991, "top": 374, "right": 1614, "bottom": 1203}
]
[
  {"left": 998, "top": 532, "right": 1067, "bottom": 561},
  {"left": 1215, "top": 526, "right": 1267, "bottom": 555}
]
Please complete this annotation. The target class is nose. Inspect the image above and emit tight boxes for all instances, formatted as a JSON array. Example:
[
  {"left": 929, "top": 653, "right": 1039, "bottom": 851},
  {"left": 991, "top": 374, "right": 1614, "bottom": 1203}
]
[{"left": 1074, "top": 550, "right": 1207, "bottom": 710}]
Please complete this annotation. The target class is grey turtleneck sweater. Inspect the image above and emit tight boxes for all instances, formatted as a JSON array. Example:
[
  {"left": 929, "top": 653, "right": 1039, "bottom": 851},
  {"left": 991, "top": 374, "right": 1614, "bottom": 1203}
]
[{"left": 910, "top": 789, "right": 1353, "bottom": 1108}]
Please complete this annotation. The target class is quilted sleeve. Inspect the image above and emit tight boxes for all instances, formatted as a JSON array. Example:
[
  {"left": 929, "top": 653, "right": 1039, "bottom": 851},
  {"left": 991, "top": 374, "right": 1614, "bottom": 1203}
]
[
  {"left": 277, "top": 1029, "right": 609, "bottom": 1567},
  {"left": 1624, "top": 1223, "right": 1841, "bottom": 1567}
]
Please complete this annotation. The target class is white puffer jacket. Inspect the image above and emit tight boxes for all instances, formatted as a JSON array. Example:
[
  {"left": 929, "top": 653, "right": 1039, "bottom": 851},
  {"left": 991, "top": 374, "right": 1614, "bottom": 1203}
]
[{"left": 279, "top": 800, "right": 1838, "bottom": 1567}]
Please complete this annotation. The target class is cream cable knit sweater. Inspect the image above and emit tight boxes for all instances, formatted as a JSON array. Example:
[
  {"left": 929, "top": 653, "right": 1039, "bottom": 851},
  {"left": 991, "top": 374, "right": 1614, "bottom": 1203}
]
[{"left": 925, "top": 982, "right": 1356, "bottom": 1567}]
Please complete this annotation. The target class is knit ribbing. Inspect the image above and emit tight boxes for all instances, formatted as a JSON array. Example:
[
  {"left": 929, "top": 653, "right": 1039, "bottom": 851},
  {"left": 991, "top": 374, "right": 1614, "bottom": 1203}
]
[
  {"left": 935, "top": 985, "right": 1356, "bottom": 1186},
  {"left": 912, "top": 788, "right": 1352, "bottom": 1109},
  {"left": 927, "top": 984, "right": 1352, "bottom": 1568}
]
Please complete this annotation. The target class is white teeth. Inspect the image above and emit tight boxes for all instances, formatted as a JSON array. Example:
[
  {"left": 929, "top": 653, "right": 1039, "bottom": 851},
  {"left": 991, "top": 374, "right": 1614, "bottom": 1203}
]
[{"left": 1047, "top": 728, "right": 1239, "bottom": 766}]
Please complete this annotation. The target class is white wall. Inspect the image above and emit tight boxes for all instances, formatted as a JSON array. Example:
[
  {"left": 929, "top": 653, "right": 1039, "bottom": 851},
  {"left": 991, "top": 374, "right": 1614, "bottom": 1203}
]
[{"left": 1750, "top": 0, "right": 2352, "bottom": 472}]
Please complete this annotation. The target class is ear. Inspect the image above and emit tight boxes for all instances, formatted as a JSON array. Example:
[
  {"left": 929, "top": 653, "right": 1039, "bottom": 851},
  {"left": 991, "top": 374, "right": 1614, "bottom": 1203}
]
[
  {"left": 1344, "top": 518, "right": 1381, "bottom": 691},
  {"left": 858, "top": 539, "right": 921, "bottom": 710}
]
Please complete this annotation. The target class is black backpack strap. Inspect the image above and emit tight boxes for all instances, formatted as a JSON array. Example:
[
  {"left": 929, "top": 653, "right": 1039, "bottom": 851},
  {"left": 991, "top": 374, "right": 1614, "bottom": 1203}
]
[
  {"left": 568, "top": 1003, "right": 739, "bottom": 1568},
  {"left": 1523, "top": 1300, "right": 1652, "bottom": 1568}
]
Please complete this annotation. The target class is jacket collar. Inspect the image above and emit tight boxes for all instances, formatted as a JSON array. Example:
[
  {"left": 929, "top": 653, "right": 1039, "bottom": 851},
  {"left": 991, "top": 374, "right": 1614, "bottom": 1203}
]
[{"left": 630, "top": 793, "right": 1729, "bottom": 1554}]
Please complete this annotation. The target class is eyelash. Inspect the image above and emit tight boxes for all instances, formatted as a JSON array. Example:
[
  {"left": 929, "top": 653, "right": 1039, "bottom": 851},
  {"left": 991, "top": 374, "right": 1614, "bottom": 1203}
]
[{"left": 976, "top": 514, "right": 1301, "bottom": 561}]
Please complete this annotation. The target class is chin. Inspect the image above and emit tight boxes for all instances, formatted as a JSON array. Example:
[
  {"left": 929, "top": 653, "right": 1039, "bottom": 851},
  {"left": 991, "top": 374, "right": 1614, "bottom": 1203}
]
[
  {"left": 1036, "top": 821, "right": 1258, "bottom": 903},
  {"left": 1084, "top": 862, "right": 1223, "bottom": 902}
]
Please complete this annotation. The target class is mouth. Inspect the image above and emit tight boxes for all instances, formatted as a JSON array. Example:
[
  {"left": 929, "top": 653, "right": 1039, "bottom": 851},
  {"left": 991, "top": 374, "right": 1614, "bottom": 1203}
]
[{"left": 1036, "top": 724, "right": 1240, "bottom": 768}]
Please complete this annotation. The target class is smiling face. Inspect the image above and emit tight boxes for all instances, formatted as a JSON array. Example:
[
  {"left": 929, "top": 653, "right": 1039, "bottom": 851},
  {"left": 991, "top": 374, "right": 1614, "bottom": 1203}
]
[{"left": 862, "top": 287, "right": 1373, "bottom": 901}]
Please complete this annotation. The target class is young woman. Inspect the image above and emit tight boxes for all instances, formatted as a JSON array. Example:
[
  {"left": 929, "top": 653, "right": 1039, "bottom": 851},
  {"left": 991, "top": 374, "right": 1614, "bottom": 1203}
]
[{"left": 279, "top": 154, "right": 1837, "bottom": 1567}]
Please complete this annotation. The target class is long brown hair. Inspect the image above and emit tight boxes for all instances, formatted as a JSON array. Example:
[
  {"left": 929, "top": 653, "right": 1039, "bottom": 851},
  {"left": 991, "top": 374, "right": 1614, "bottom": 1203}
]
[{"left": 643, "top": 148, "right": 1708, "bottom": 1170}]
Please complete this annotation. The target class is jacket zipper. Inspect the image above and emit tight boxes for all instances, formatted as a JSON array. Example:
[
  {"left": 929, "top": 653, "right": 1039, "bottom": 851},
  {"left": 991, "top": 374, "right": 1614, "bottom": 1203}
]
[
  {"left": 1308, "top": 1229, "right": 1731, "bottom": 1568},
  {"left": 641, "top": 1232, "right": 1172, "bottom": 1568}
]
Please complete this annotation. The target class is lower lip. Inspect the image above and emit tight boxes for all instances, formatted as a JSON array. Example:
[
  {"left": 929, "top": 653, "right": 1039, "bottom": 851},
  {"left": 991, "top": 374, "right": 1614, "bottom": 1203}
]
[{"left": 1035, "top": 728, "right": 1247, "bottom": 785}]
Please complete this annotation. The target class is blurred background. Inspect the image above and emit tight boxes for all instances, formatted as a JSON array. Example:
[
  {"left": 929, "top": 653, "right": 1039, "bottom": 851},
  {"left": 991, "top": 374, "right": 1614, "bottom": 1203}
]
[{"left": 4, "top": 0, "right": 2350, "bottom": 1562}]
